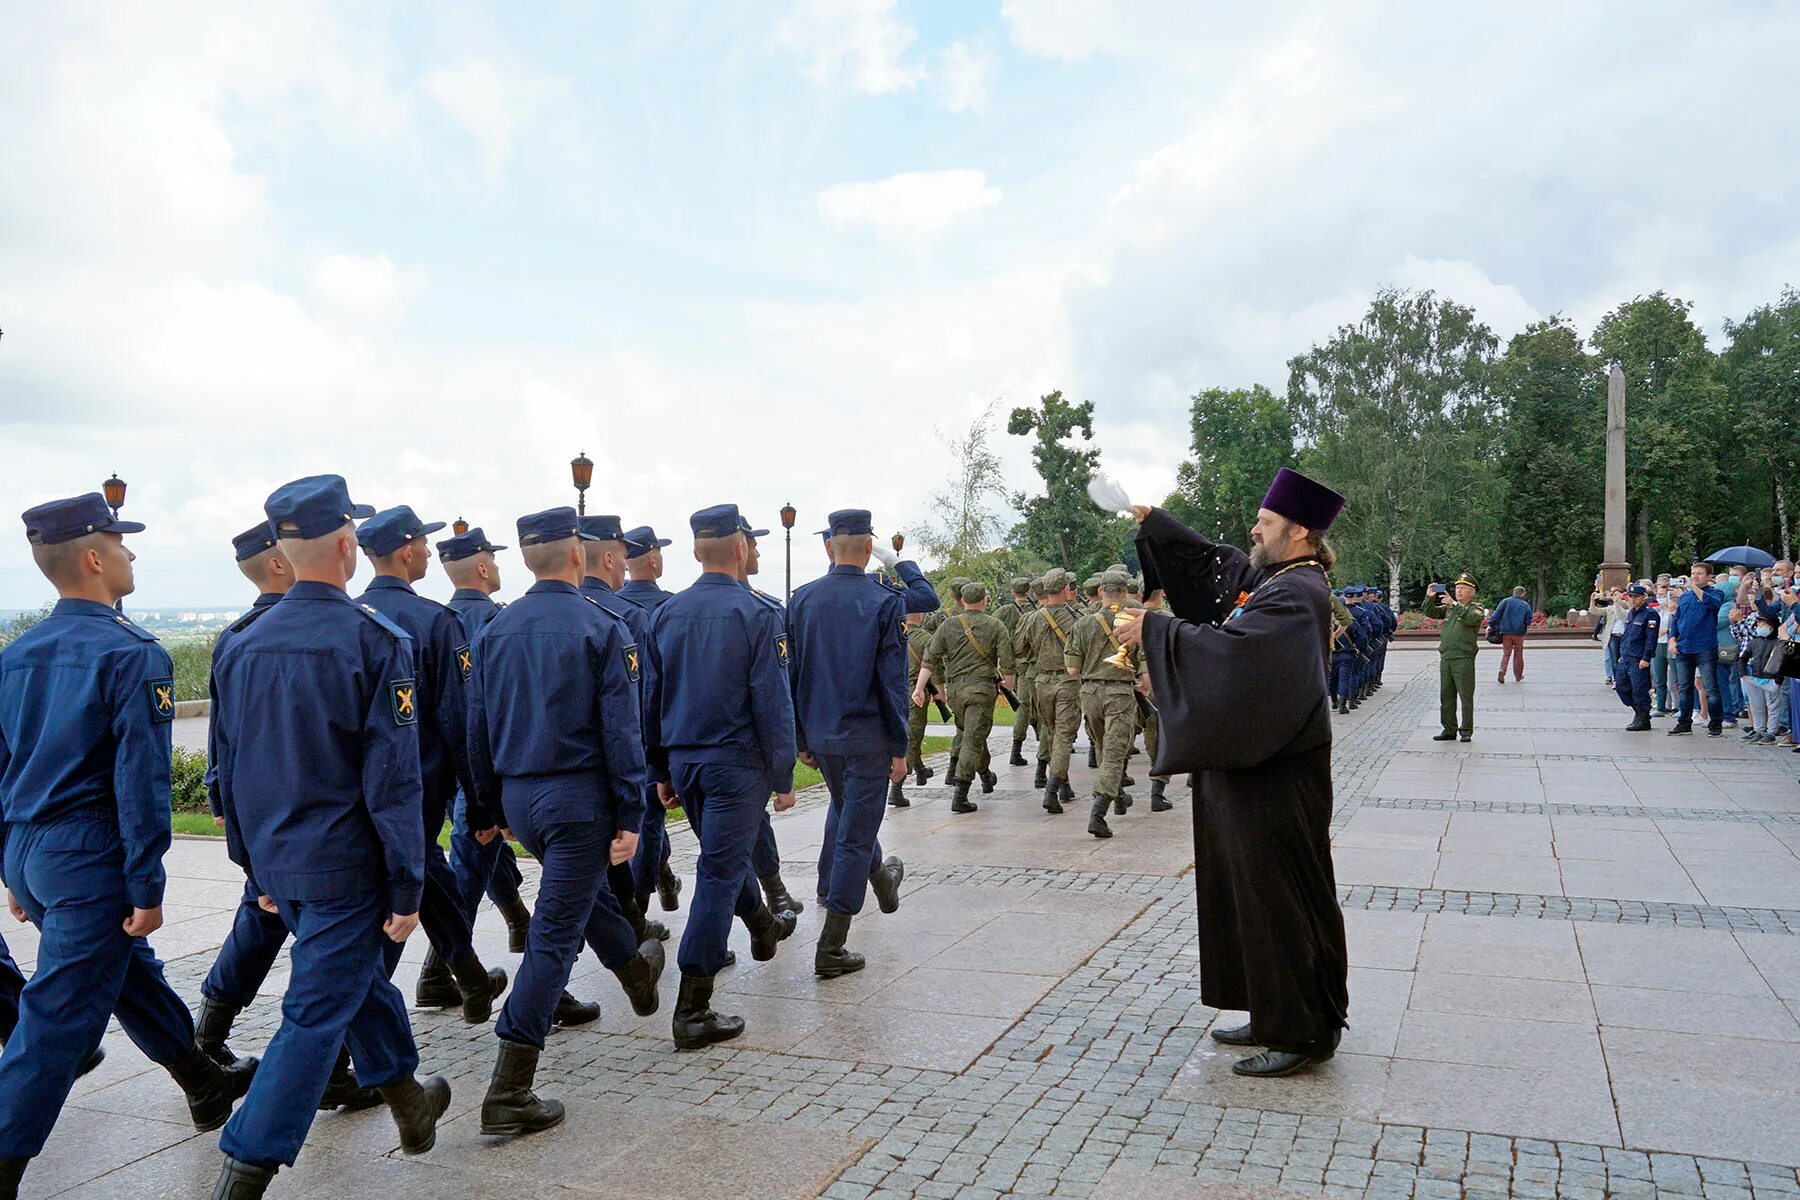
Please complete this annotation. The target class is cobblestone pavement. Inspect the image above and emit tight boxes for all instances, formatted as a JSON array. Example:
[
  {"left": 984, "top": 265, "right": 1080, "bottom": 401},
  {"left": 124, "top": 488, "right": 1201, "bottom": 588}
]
[{"left": 15, "top": 647, "right": 1800, "bottom": 1197}]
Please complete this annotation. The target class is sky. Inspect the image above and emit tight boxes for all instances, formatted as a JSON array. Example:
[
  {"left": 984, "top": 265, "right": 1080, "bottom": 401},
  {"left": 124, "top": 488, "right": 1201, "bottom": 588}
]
[{"left": 3, "top": 1, "right": 1798, "bottom": 608}]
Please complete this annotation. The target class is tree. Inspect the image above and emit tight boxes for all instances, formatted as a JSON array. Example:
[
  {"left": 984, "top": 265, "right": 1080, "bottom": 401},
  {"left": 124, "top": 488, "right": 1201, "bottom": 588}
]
[
  {"left": 1007, "top": 390, "right": 1124, "bottom": 571},
  {"left": 1164, "top": 385, "right": 1297, "bottom": 550},
  {"left": 0, "top": 604, "right": 51, "bottom": 649},
  {"left": 915, "top": 402, "right": 1024, "bottom": 586},
  {"left": 1719, "top": 289, "right": 1800, "bottom": 559},
  {"left": 1493, "top": 317, "right": 1604, "bottom": 611},
  {"left": 1286, "top": 289, "right": 1501, "bottom": 599}
]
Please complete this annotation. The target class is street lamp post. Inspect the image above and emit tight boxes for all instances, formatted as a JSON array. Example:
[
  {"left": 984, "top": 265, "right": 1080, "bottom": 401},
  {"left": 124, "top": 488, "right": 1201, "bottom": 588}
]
[
  {"left": 102, "top": 473, "right": 127, "bottom": 612},
  {"left": 780, "top": 503, "right": 797, "bottom": 604},
  {"left": 570, "top": 452, "right": 593, "bottom": 516}
]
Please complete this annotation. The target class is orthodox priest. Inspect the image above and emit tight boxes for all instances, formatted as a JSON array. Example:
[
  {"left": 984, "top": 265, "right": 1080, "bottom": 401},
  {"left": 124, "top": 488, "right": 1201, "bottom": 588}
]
[{"left": 1104, "top": 467, "right": 1349, "bottom": 1078}]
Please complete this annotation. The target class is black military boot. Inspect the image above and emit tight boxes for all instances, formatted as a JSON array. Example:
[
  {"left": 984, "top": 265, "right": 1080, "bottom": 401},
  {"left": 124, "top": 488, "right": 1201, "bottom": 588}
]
[
  {"left": 1060, "top": 777, "right": 1077, "bottom": 806},
  {"left": 1150, "top": 779, "right": 1172, "bottom": 812},
  {"left": 1, "top": 1157, "right": 28, "bottom": 1200},
  {"left": 479, "top": 1040, "right": 564, "bottom": 1135},
  {"left": 1626, "top": 712, "right": 1652, "bottom": 732},
  {"left": 978, "top": 768, "right": 997, "bottom": 793},
  {"left": 449, "top": 953, "right": 508, "bottom": 1024},
  {"left": 1115, "top": 791, "right": 1133, "bottom": 815},
  {"left": 657, "top": 861, "right": 682, "bottom": 911},
  {"left": 1042, "top": 778, "right": 1063, "bottom": 814},
  {"left": 613, "top": 939, "right": 667, "bottom": 1015},
  {"left": 318, "top": 1046, "right": 381, "bottom": 1111},
  {"left": 1121, "top": 770, "right": 1136, "bottom": 788},
  {"left": 745, "top": 905, "right": 797, "bottom": 961},
  {"left": 167, "top": 1046, "right": 258, "bottom": 1133},
  {"left": 950, "top": 778, "right": 978, "bottom": 814},
  {"left": 553, "top": 991, "right": 600, "bottom": 1027},
  {"left": 760, "top": 872, "right": 803, "bottom": 917},
  {"left": 1088, "top": 794, "right": 1113, "bottom": 839},
  {"left": 623, "top": 899, "right": 670, "bottom": 944},
  {"left": 815, "top": 910, "right": 866, "bottom": 978},
  {"left": 1088, "top": 745, "right": 1099, "bottom": 769},
  {"left": 868, "top": 854, "right": 905, "bottom": 914},
  {"left": 210, "top": 1156, "right": 274, "bottom": 1199},
  {"left": 673, "top": 974, "right": 744, "bottom": 1050},
  {"left": 414, "top": 948, "right": 462, "bottom": 1009},
  {"left": 1008, "top": 739, "right": 1028, "bottom": 766},
  {"left": 195, "top": 995, "right": 248, "bottom": 1068},
  {"left": 381, "top": 1073, "right": 452, "bottom": 1153},
  {"left": 495, "top": 896, "right": 532, "bottom": 954},
  {"left": 913, "top": 763, "right": 934, "bottom": 786},
  {"left": 887, "top": 780, "right": 909, "bottom": 808},
  {"left": 1033, "top": 759, "right": 1048, "bottom": 789}
]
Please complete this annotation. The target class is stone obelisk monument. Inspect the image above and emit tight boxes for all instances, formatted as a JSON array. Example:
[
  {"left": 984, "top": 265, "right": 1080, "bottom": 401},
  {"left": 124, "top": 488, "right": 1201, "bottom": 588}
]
[{"left": 1599, "top": 363, "right": 1631, "bottom": 591}]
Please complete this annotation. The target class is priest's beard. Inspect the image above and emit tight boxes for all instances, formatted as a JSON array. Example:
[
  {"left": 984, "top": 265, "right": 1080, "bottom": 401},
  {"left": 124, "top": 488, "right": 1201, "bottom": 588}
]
[{"left": 1249, "top": 540, "right": 1298, "bottom": 570}]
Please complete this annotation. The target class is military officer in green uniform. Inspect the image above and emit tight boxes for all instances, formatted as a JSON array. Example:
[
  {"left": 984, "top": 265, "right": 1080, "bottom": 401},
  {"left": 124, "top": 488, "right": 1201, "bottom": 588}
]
[
  {"left": 1000, "top": 577, "right": 1038, "bottom": 766},
  {"left": 914, "top": 583, "right": 1015, "bottom": 814},
  {"left": 1066, "top": 571, "right": 1147, "bottom": 838},
  {"left": 936, "top": 577, "right": 972, "bottom": 770},
  {"left": 894, "top": 611, "right": 934, "bottom": 807},
  {"left": 1019, "top": 571, "right": 1080, "bottom": 813},
  {"left": 1424, "top": 573, "right": 1486, "bottom": 743}
]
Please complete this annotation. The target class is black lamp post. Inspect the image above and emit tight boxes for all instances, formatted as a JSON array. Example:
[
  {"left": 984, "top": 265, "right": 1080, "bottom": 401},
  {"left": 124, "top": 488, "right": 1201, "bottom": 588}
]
[
  {"left": 452, "top": 516, "right": 469, "bottom": 537},
  {"left": 570, "top": 452, "right": 593, "bottom": 516},
  {"left": 102, "top": 474, "right": 127, "bottom": 612},
  {"left": 780, "top": 503, "right": 797, "bottom": 604}
]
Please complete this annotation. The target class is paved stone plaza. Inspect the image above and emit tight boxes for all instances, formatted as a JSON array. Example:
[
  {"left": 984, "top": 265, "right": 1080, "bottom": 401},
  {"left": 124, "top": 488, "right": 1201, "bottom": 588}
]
[{"left": 11, "top": 645, "right": 1800, "bottom": 1198}]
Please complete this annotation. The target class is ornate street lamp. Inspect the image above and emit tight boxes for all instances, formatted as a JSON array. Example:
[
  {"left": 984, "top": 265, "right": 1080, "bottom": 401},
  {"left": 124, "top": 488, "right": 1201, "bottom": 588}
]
[
  {"left": 780, "top": 503, "right": 797, "bottom": 604},
  {"left": 102, "top": 474, "right": 127, "bottom": 611},
  {"left": 570, "top": 452, "right": 593, "bottom": 515},
  {"left": 452, "top": 516, "right": 470, "bottom": 536},
  {"left": 892, "top": 533, "right": 904, "bottom": 554}
]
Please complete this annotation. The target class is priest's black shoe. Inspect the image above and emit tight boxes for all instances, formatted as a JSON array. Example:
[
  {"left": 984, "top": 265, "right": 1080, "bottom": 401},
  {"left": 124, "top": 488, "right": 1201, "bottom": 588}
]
[
  {"left": 979, "top": 768, "right": 997, "bottom": 793},
  {"left": 497, "top": 896, "right": 532, "bottom": 954},
  {"left": 480, "top": 1041, "right": 563, "bottom": 1136},
  {"left": 1087, "top": 794, "right": 1113, "bottom": 839},
  {"left": 1149, "top": 779, "right": 1172, "bottom": 812},
  {"left": 450, "top": 953, "right": 508, "bottom": 1024},
  {"left": 210, "top": 1156, "right": 274, "bottom": 1199},
  {"left": 1209, "top": 1021, "right": 1260, "bottom": 1046},
  {"left": 1431, "top": 731, "right": 1457, "bottom": 741},
  {"left": 1231, "top": 1048, "right": 1332, "bottom": 1078},
  {"left": 950, "top": 779, "right": 978, "bottom": 813},
  {"left": 887, "top": 780, "right": 909, "bottom": 807},
  {"left": 1033, "top": 759, "right": 1048, "bottom": 789},
  {"left": 746, "top": 905, "right": 796, "bottom": 961},
  {"left": 658, "top": 862, "right": 683, "bottom": 912},
  {"left": 1042, "top": 779, "right": 1063, "bottom": 814},
  {"left": 1009, "top": 739, "right": 1028, "bottom": 766},
  {"left": 168, "top": 1046, "right": 258, "bottom": 1132},
  {"left": 613, "top": 938, "right": 667, "bottom": 1015},
  {"left": 869, "top": 854, "right": 905, "bottom": 914},
  {"left": 815, "top": 911, "right": 866, "bottom": 978},
  {"left": 318, "top": 1047, "right": 382, "bottom": 1111},
  {"left": 673, "top": 974, "right": 744, "bottom": 1049},
  {"left": 760, "top": 871, "right": 803, "bottom": 916},
  {"left": 415, "top": 948, "right": 462, "bottom": 1008},
  {"left": 553, "top": 990, "right": 601, "bottom": 1027}
]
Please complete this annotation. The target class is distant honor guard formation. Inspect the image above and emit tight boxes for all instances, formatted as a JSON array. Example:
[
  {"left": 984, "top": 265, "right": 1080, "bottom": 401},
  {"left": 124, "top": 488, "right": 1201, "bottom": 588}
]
[{"left": 0, "top": 464, "right": 1358, "bottom": 1198}]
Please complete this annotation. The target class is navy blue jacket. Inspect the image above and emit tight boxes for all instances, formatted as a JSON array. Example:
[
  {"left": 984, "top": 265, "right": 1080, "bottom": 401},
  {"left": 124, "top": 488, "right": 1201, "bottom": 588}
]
[
  {"left": 466, "top": 580, "right": 647, "bottom": 832},
  {"left": 206, "top": 592, "right": 282, "bottom": 817},
  {"left": 357, "top": 576, "right": 477, "bottom": 819},
  {"left": 210, "top": 581, "right": 425, "bottom": 915},
  {"left": 1490, "top": 595, "right": 1531, "bottom": 635},
  {"left": 619, "top": 579, "right": 674, "bottom": 612},
  {"left": 645, "top": 572, "right": 796, "bottom": 793},
  {"left": 1670, "top": 587, "right": 1725, "bottom": 651},
  {"left": 0, "top": 600, "right": 174, "bottom": 910},
  {"left": 789, "top": 564, "right": 908, "bottom": 758},
  {"left": 448, "top": 588, "right": 503, "bottom": 640},
  {"left": 1617, "top": 603, "right": 1660, "bottom": 662},
  {"left": 876, "top": 560, "right": 940, "bottom": 616}
]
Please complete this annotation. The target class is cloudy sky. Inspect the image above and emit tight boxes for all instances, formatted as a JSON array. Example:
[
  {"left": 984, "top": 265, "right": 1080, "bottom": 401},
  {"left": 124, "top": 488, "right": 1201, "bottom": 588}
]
[{"left": 3, "top": 1, "right": 1796, "bottom": 608}]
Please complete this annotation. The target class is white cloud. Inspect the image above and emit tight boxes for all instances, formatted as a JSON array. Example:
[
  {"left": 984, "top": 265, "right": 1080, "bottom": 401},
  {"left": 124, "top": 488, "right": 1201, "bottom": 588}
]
[
  {"left": 1000, "top": 0, "right": 1221, "bottom": 62},
  {"left": 817, "top": 169, "right": 1003, "bottom": 242},
  {"left": 935, "top": 41, "right": 994, "bottom": 112},
  {"left": 422, "top": 58, "right": 574, "bottom": 187},
  {"left": 1388, "top": 257, "right": 1540, "bottom": 341},
  {"left": 774, "top": 0, "right": 924, "bottom": 94},
  {"left": 308, "top": 253, "right": 426, "bottom": 327}
]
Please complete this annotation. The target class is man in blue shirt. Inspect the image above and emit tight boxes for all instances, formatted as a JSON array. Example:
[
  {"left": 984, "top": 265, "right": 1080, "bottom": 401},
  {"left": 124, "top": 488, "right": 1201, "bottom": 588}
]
[
  {"left": 468, "top": 508, "right": 664, "bottom": 1136},
  {"left": 0, "top": 495, "right": 257, "bottom": 1200},
  {"left": 1668, "top": 562, "right": 1727, "bottom": 736},
  {"left": 1614, "top": 584, "right": 1660, "bottom": 731},
  {"left": 645, "top": 505, "right": 799, "bottom": 1049},
  {"left": 209, "top": 476, "right": 450, "bottom": 1196},
  {"left": 1489, "top": 586, "right": 1533, "bottom": 684}
]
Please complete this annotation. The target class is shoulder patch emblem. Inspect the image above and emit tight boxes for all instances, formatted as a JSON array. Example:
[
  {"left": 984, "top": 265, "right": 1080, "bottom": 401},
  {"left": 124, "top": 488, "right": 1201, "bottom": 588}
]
[
  {"left": 455, "top": 643, "right": 472, "bottom": 681},
  {"left": 391, "top": 679, "right": 418, "bottom": 725},
  {"left": 148, "top": 677, "right": 175, "bottom": 721},
  {"left": 622, "top": 642, "right": 642, "bottom": 683},
  {"left": 775, "top": 633, "right": 790, "bottom": 665}
]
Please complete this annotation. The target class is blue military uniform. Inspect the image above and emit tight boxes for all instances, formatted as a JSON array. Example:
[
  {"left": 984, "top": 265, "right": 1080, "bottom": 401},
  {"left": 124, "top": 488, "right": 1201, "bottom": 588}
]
[
  {"left": 736, "top": 517, "right": 806, "bottom": 918},
  {"left": 1, "top": 495, "right": 251, "bottom": 1190},
  {"left": 210, "top": 476, "right": 445, "bottom": 1184},
  {"left": 1614, "top": 586, "right": 1660, "bottom": 727},
  {"left": 619, "top": 525, "right": 676, "bottom": 613},
  {"left": 788, "top": 510, "right": 910, "bottom": 977},
  {"left": 646, "top": 505, "right": 798, "bottom": 1049},
  {"left": 467, "top": 508, "right": 662, "bottom": 1135},
  {"left": 1330, "top": 589, "right": 1365, "bottom": 713}
]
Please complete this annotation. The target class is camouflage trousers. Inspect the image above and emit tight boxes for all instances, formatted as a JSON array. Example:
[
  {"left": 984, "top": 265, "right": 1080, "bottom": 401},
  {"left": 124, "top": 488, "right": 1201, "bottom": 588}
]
[
  {"left": 906, "top": 696, "right": 930, "bottom": 773},
  {"left": 1079, "top": 682, "right": 1138, "bottom": 801},
  {"left": 1011, "top": 663, "right": 1039, "bottom": 742},
  {"left": 947, "top": 680, "right": 997, "bottom": 783},
  {"left": 1036, "top": 672, "right": 1081, "bottom": 782}
]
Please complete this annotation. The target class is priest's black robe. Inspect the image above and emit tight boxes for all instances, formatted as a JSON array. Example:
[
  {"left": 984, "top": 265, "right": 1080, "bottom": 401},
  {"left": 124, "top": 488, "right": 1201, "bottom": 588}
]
[{"left": 1136, "top": 507, "right": 1349, "bottom": 1053}]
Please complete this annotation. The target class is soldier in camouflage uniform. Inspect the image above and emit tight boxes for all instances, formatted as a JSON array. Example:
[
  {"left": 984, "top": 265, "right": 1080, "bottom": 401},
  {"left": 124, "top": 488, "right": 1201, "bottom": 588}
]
[
  {"left": 893, "top": 610, "right": 934, "bottom": 808},
  {"left": 1137, "top": 587, "right": 1174, "bottom": 811},
  {"left": 937, "top": 577, "right": 971, "bottom": 772},
  {"left": 915, "top": 583, "right": 1015, "bottom": 814},
  {"left": 1024, "top": 570, "right": 1082, "bottom": 813},
  {"left": 999, "top": 577, "right": 1038, "bottom": 766},
  {"left": 1066, "top": 571, "right": 1148, "bottom": 839}
]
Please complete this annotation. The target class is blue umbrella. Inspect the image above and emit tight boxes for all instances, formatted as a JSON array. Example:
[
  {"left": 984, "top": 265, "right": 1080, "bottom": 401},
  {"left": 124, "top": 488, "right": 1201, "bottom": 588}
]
[{"left": 1704, "top": 544, "right": 1776, "bottom": 569}]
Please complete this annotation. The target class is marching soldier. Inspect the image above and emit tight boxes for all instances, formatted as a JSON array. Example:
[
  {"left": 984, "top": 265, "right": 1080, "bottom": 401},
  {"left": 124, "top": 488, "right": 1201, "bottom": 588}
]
[
  {"left": 735, "top": 516, "right": 805, "bottom": 918},
  {"left": 1000, "top": 577, "right": 1037, "bottom": 766},
  {"left": 1025, "top": 570, "right": 1081, "bottom": 813},
  {"left": 1066, "top": 570, "right": 1148, "bottom": 838},
  {"left": 618, "top": 524, "right": 682, "bottom": 914},
  {"left": 1424, "top": 573, "right": 1486, "bottom": 743},
  {"left": 914, "top": 583, "right": 1015, "bottom": 814},
  {"left": 895, "top": 611, "right": 933, "bottom": 806}
]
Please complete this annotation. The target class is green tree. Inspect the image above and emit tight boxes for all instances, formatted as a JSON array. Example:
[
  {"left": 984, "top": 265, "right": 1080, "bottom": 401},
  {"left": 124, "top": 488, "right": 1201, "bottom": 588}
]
[
  {"left": 1494, "top": 317, "right": 1604, "bottom": 611},
  {"left": 0, "top": 604, "right": 52, "bottom": 649},
  {"left": 1164, "top": 385, "right": 1297, "bottom": 550},
  {"left": 1286, "top": 289, "right": 1501, "bottom": 599},
  {"left": 917, "top": 401, "right": 1014, "bottom": 580},
  {"left": 1007, "top": 390, "right": 1122, "bottom": 571},
  {"left": 1719, "top": 288, "right": 1800, "bottom": 558}
]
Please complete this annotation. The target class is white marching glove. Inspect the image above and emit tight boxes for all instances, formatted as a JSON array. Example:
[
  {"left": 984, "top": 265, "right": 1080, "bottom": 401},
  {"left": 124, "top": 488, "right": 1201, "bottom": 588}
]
[
  {"left": 1087, "top": 472, "right": 1132, "bottom": 515},
  {"left": 871, "top": 541, "right": 898, "bottom": 569}
]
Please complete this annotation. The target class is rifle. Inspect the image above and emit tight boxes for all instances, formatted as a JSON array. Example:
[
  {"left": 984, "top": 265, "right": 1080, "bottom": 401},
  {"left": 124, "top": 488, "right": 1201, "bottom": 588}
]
[
  {"left": 923, "top": 682, "right": 953, "bottom": 722},
  {"left": 1135, "top": 692, "right": 1157, "bottom": 721},
  {"left": 998, "top": 683, "right": 1020, "bottom": 710}
]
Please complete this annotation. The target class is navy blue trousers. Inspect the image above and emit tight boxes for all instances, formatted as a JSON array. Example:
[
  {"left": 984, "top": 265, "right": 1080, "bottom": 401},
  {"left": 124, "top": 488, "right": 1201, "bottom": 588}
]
[
  {"left": 1332, "top": 656, "right": 1355, "bottom": 701},
  {"left": 751, "top": 809, "right": 780, "bottom": 880},
  {"left": 629, "top": 788, "right": 670, "bottom": 897},
  {"left": 202, "top": 879, "right": 290, "bottom": 1008},
  {"left": 0, "top": 820, "right": 196, "bottom": 1159},
  {"left": 672, "top": 759, "right": 765, "bottom": 977},
  {"left": 220, "top": 891, "right": 417, "bottom": 1168},
  {"left": 1615, "top": 660, "right": 1652, "bottom": 715},
  {"left": 0, "top": 931, "right": 22, "bottom": 1040},
  {"left": 448, "top": 786, "right": 523, "bottom": 918},
  {"left": 815, "top": 753, "right": 888, "bottom": 916}
]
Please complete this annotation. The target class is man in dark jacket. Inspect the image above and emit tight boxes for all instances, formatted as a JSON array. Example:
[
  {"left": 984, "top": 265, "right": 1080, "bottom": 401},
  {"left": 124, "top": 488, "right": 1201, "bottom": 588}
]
[{"left": 1489, "top": 586, "right": 1533, "bottom": 683}]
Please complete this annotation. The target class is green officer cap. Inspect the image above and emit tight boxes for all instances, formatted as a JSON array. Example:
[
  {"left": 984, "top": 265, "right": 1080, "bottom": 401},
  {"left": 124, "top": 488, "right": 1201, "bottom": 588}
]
[
  {"left": 960, "top": 581, "right": 988, "bottom": 604},
  {"left": 1010, "top": 576, "right": 1031, "bottom": 593},
  {"left": 1028, "top": 577, "right": 1046, "bottom": 599},
  {"left": 1125, "top": 576, "right": 1142, "bottom": 595},
  {"left": 1107, "top": 562, "right": 1129, "bottom": 576},
  {"left": 1041, "top": 569, "right": 1067, "bottom": 591},
  {"left": 949, "top": 576, "right": 972, "bottom": 590},
  {"left": 1097, "top": 569, "right": 1131, "bottom": 590}
]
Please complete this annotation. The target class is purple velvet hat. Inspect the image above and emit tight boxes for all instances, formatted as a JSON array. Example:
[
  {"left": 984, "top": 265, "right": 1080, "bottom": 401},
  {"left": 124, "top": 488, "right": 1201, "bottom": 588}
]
[{"left": 1260, "top": 468, "right": 1345, "bottom": 532}]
